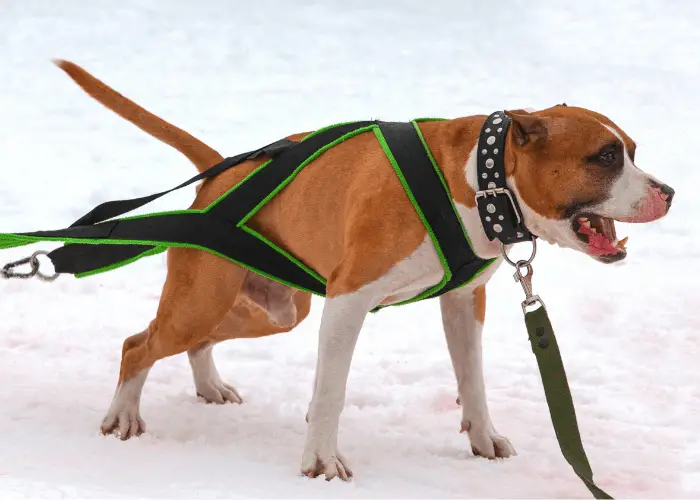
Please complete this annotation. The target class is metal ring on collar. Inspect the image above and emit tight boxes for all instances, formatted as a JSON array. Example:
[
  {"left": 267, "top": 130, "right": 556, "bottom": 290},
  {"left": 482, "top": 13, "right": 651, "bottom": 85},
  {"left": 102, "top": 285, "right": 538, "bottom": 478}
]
[{"left": 500, "top": 236, "right": 537, "bottom": 267}]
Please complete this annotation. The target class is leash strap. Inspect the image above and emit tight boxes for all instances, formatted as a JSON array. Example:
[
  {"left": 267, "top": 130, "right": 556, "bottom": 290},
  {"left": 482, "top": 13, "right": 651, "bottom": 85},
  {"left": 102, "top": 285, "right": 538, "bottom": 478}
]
[{"left": 524, "top": 306, "right": 613, "bottom": 499}]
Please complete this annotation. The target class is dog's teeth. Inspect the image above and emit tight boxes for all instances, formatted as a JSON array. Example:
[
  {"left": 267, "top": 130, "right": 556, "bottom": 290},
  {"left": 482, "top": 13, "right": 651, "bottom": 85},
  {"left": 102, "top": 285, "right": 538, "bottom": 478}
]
[
  {"left": 579, "top": 217, "right": 589, "bottom": 222},
  {"left": 612, "top": 239, "right": 619, "bottom": 246}
]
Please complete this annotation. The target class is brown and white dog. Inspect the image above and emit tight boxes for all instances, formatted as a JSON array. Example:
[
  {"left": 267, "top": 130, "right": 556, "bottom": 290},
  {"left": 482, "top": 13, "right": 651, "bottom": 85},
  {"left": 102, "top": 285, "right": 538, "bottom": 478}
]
[{"left": 53, "top": 60, "right": 673, "bottom": 481}]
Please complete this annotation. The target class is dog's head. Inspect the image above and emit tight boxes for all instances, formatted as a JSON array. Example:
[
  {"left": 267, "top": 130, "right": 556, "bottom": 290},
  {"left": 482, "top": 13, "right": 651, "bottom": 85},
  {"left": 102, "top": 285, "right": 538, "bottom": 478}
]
[{"left": 505, "top": 105, "right": 673, "bottom": 263}]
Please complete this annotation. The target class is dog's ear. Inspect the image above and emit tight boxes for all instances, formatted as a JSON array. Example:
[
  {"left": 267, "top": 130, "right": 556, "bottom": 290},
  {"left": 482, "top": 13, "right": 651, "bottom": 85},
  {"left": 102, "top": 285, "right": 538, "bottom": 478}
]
[{"left": 505, "top": 110, "right": 547, "bottom": 146}]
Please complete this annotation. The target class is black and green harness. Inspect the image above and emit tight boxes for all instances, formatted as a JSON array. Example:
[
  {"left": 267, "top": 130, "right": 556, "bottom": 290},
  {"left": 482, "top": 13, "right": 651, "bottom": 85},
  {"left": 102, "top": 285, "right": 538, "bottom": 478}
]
[
  {"left": 0, "top": 119, "right": 497, "bottom": 308},
  {"left": 0, "top": 113, "right": 614, "bottom": 498}
]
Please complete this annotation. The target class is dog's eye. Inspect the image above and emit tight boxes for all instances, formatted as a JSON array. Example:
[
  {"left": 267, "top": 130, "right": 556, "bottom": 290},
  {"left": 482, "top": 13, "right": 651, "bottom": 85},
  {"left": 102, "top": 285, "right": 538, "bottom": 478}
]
[
  {"left": 585, "top": 142, "right": 623, "bottom": 169},
  {"left": 599, "top": 150, "right": 616, "bottom": 165}
]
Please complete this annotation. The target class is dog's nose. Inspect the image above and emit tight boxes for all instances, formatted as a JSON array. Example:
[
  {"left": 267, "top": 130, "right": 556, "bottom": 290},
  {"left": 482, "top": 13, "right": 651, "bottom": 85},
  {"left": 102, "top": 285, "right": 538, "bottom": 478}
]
[
  {"left": 650, "top": 181, "right": 674, "bottom": 210},
  {"left": 660, "top": 184, "right": 675, "bottom": 209}
]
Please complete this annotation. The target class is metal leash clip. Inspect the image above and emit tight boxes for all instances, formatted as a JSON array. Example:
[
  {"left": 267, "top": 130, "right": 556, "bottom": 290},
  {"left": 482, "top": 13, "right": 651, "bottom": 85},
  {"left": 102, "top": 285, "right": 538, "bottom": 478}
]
[
  {"left": 512, "top": 260, "right": 545, "bottom": 314},
  {"left": 1, "top": 250, "right": 59, "bottom": 282},
  {"left": 501, "top": 237, "right": 546, "bottom": 314}
]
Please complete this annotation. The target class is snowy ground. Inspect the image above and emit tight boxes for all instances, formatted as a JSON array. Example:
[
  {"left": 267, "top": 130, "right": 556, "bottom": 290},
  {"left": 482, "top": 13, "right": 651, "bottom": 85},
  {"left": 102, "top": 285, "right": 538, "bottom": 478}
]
[{"left": 0, "top": 0, "right": 698, "bottom": 498}]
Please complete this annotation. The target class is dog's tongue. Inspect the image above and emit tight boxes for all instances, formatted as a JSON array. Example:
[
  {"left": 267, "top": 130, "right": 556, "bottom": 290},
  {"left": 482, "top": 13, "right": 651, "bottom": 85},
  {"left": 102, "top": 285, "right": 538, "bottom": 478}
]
[{"left": 577, "top": 223, "right": 622, "bottom": 256}]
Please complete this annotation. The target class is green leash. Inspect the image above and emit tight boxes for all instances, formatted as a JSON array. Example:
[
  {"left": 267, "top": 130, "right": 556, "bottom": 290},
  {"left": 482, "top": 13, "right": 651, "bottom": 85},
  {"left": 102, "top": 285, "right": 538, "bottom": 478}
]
[{"left": 509, "top": 242, "right": 613, "bottom": 499}]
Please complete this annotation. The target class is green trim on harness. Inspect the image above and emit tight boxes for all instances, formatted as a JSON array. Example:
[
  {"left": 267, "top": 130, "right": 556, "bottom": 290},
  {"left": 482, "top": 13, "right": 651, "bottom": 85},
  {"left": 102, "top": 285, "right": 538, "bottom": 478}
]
[{"left": 0, "top": 119, "right": 496, "bottom": 309}]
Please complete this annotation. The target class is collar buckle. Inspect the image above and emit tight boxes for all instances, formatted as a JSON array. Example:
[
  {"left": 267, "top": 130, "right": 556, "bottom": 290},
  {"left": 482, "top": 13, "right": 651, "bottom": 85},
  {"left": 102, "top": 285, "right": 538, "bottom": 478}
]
[{"left": 474, "top": 187, "right": 522, "bottom": 226}]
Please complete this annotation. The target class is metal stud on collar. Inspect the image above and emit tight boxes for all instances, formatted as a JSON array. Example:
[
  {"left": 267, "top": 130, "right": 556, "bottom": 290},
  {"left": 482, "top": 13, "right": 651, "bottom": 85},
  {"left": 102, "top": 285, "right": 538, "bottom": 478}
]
[{"left": 475, "top": 111, "right": 533, "bottom": 245}]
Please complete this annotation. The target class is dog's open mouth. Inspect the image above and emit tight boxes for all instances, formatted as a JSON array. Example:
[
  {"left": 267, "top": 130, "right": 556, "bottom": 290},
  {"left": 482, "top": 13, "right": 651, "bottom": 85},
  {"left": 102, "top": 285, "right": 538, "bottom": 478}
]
[{"left": 572, "top": 213, "right": 628, "bottom": 262}]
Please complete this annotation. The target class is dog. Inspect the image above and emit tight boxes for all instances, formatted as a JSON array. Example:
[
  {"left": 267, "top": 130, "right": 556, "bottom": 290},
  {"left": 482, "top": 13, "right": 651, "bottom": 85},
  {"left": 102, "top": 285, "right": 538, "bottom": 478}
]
[{"left": 53, "top": 60, "right": 673, "bottom": 481}]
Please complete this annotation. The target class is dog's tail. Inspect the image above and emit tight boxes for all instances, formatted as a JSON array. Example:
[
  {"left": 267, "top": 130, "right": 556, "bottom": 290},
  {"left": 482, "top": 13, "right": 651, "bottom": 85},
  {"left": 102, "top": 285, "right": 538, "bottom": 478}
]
[{"left": 53, "top": 59, "right": 222, "bottom": 173}]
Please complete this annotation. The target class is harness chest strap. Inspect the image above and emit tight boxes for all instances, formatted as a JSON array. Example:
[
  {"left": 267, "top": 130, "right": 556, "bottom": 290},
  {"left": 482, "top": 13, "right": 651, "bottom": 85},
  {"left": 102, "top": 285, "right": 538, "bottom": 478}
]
[{"left": 0, "top": 119, "right": 493, "bottom": 309}]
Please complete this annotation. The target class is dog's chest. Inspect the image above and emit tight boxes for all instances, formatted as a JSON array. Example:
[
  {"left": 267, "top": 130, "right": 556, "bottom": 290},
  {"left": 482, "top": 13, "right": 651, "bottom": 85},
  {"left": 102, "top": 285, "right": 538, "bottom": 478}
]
[{"left": 376, "top": 236, "right": 503, "bottom": 306}]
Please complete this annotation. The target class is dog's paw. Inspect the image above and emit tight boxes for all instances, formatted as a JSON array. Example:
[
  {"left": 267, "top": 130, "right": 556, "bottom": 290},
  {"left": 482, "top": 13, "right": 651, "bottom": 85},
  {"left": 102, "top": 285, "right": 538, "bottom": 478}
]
[
  {"left": 462, "top": 422, "right": 516, "bottom": 459},
  {"left": 196, "top": 381, "right": 242, "bottom": 405},
  {"left": 301, "top": 448, "right": 353, "bottom": 481},
  {"left": 101, "top": 406, "right": 146, "bottom": 440}
]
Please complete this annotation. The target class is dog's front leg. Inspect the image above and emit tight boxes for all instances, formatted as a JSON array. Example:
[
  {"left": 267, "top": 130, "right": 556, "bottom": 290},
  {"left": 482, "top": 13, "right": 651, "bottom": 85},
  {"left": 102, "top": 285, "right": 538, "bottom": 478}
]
[
  {"left": 301, "top": 291, "right": 373, "bottom": 481},
  {"left": 440, "top": 285, "right": 515, "bottom": 459}
]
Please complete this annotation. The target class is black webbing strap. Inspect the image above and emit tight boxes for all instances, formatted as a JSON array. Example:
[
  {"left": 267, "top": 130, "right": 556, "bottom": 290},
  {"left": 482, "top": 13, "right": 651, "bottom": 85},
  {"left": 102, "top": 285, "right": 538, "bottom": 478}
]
[
  {"left": 49, "top": 138, "right": 300, "bottom": 275},
  {"left": 377, "top": 122, "right": 491, "bottom": 298},
  {"left": 39, "top": 214, "right": 328, "bottom": 294},
  {"left": 17, "top": 119, "right": 488, "bottom": 302},
  {"left": 71, "top": 139, "right": 298, "bottom": 227},
  {"left": 209, "top": 122, "right": 374, "bottom": 222},
  {"left": 28, "top": 122, "right": 374, "bottom": 289}
]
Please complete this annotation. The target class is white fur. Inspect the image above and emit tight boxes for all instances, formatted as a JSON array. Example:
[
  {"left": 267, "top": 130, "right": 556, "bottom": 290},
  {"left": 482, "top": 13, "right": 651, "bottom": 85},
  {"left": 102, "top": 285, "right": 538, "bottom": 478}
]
[
  {"left": 302, "top": 236, "right": 446, "bottom": 479},
  {"left": 101, "top": 368, "right": 149, "bottom": 439},
  {"left": 302, "top": 158, "right": 507, "bottom": 478},
  {"left": 505, "top": 123, "right": 660, "bottom": 256},
  {"left": 101, "top": 346, "right": 241, "bottom": 439},
  {"left": 302, "top": 292, "right": 371, "bottom": 480},
  {"left": 439, "top": 286, "right": 515, "bottom": 458},
  {"left": 188, "top": 345, "right": 242, "bottom": 404},
  {"left": 373, "top": 235, "right": 443, "bottom": 305},
  {"left": 593, "top": 124, "right": 659, "bottom": 219},
  {"left": 510, "top": 182, "right": 576, "bottom": 249}
]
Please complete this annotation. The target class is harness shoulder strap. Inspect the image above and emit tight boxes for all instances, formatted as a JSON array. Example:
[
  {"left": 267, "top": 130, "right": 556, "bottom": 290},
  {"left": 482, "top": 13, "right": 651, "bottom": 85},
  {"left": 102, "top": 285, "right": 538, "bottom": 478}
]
[{"left": 376, "top": 122, "right": 494, "bottom": 305}]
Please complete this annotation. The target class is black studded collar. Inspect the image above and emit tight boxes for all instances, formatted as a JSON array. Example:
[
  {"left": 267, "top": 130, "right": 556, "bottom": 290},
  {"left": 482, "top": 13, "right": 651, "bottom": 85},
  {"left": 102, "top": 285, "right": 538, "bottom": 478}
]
[{"left": 475, "top": 111, "right": 534, "bottom": 245}]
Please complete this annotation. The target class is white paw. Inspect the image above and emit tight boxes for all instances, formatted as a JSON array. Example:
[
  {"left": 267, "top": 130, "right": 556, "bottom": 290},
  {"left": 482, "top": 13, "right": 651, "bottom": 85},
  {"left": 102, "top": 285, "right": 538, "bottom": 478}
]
[
  {"left": 196, "top": 380, "right": 242, "bottom": 405},
  {"left": 101, "top": 400, "right": 146, "bottom": 440},
  {"left": 301, "top": 447, "right": 353, "bottom": 481},
  {"left": 462, "top": 421, "right": 516, "bottom": 459},
  {"left": 101, "top": 371, "right": 148, "bottom": 440},
  {"left": 189, "top": 346, "right": 243, "bottom": 404}
]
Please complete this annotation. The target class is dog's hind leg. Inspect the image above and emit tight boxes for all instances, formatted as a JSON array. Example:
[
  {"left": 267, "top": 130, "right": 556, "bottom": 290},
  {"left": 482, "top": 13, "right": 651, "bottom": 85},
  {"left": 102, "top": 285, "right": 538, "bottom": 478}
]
[
  {"left": 187, "top": 343, "right": 242, "bottom": 404},
  {"left": 101, "top": 247, "right": 248, "bottom": 439},
  {"left": 100, "top": 331, "right": 149, "bottom": 438}
]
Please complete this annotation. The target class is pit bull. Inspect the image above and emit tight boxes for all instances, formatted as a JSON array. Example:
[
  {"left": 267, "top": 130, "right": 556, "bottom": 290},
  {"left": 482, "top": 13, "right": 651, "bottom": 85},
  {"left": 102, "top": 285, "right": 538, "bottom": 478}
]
[{"left": 52, "top": 60, "right": 673, "bottom": 481}]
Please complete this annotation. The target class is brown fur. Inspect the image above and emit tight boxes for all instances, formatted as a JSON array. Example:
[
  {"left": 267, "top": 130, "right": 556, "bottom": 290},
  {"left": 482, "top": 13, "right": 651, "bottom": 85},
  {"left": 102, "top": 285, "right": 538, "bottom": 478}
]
[
  {"left": 473, "top": 285, "right": 486, "bottom": 324},
  {"left": 54, "top": 60, "right": 313, "bottom": 385},
  {"left": 55, "top": 61, "right": 639, "bottom": 393},
  {"left": 505, "top": 106, "right": 637, "bottom": 220}
]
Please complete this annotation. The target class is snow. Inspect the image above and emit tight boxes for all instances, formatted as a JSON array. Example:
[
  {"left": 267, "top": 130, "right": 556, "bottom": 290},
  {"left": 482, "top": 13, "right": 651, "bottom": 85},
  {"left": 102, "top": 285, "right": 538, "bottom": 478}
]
[{"left": 0, "top": 0, "right": 698, "bottom": 497}]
